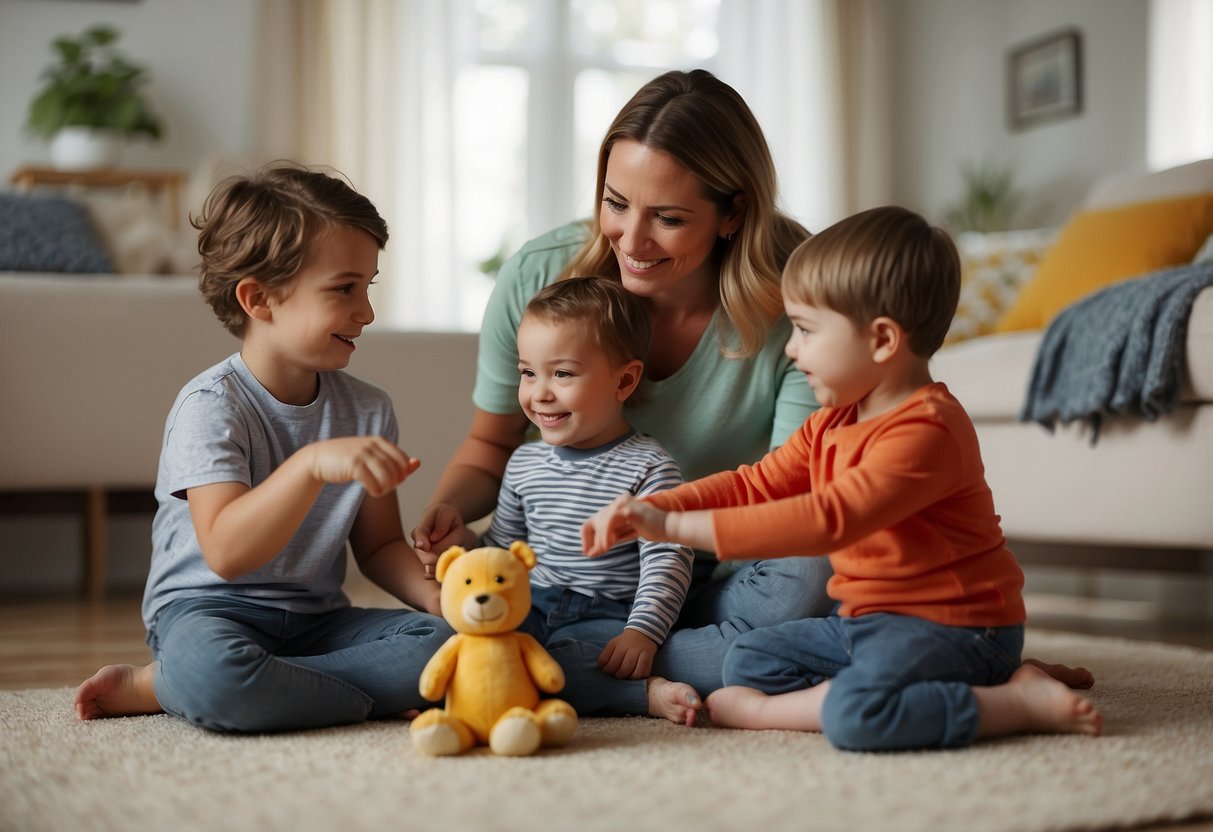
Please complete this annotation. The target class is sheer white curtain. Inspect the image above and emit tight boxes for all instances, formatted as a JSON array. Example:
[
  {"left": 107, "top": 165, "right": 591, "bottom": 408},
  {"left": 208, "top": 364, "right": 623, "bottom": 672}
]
[
  {"left": 253, "top": 0, "right": 464, "bottom": 330},
  {"left": 253, "top": 0, "right": 894, "bottom": 329},
  {"left": 392, "top": 1, "right": 466, "bottom": 330},
  {"left": 718, "top": 0, "right": 892, "bottom": 234}
]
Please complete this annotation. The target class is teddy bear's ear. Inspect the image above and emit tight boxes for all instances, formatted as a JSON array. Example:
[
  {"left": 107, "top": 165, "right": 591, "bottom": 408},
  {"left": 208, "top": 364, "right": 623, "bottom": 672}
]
[
  {"left": 508, "top": 541, "right": 536, "bottom": 570},
  {"left": 435, "top": 546, "right": 465, "bottom": 583}
]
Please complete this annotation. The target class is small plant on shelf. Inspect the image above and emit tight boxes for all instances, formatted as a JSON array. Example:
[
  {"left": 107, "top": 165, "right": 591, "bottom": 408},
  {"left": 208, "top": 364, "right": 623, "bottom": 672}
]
[{"left": 25, "top": 25, "right": 164, "bottom": 143}]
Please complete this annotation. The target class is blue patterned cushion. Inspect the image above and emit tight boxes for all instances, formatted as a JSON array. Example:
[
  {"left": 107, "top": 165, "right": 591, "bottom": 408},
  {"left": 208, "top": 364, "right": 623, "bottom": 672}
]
[{"left": 0, "top": 192, "right": 113, "bottom": 273}]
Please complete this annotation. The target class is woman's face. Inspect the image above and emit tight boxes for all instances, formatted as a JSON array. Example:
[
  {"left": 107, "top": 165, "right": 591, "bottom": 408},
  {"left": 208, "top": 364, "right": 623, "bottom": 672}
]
[{"left": 599, "top": 139, "right": 736, "bottom": 302}]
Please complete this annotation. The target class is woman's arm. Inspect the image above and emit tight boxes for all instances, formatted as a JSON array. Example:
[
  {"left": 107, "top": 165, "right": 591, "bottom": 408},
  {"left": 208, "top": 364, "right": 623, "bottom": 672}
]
[{"left": 413, "top": 408, "right": 530, "bottom": 554}]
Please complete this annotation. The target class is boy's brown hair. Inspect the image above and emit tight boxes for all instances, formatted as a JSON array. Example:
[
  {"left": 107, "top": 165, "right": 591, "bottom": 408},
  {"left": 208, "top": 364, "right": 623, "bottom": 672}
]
[
  {"left": 782, "top": 206, "right": 961, "bottom": 358},
  {"left": 193, "top": 163, "right": 389, "bottom": 336},
  {"left": 522, "top": 275, "right": 652, "bottom": 368}
]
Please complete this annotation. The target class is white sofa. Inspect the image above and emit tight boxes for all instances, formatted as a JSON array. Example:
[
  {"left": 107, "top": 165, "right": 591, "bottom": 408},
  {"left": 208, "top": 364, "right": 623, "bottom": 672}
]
[
  {"left": 930, "top": 158, "right": 1213, "bottom": 565},
  {"left": 0, "top": 273, "right": 478, "bottom": 597},
  {"left": 932, "top": 305, "right": 1213, "bottom": 552}
]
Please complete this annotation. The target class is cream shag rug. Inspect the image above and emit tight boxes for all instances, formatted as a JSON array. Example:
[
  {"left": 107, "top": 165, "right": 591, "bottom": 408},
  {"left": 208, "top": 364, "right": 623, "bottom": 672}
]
[{"left": 2, "top": 630, "right": 1211, "bottom": 832}]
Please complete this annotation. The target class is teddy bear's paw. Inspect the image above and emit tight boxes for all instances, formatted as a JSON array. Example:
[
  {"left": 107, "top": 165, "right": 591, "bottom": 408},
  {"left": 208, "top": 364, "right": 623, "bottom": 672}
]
[
  {"left": 489, "top": 708, "right": 542, "bottom": 756},
  {"left": 536, "top": 699, "right": 578, "bottom": 747},
  {"left": 411, "top": 711, "right": 472, "bottom": 756}
]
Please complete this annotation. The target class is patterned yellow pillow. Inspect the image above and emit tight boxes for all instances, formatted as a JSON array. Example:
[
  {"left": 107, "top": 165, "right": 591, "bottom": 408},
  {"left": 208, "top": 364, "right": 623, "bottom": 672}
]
[
  {"left": 996, "top": 193, "right": 1213, "bottom": 332},
  {"left": 945, "top": 228, "right": 1057, "bottom": 344}
]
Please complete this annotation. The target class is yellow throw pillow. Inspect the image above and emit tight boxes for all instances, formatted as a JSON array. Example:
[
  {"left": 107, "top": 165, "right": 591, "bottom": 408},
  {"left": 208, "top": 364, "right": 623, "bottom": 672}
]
[
  {"left": 946, "top": 228, "right": 1057, "bottom": 344},
  {"left": 995, "top": 192, "right": 1213, "bottom": 332}
]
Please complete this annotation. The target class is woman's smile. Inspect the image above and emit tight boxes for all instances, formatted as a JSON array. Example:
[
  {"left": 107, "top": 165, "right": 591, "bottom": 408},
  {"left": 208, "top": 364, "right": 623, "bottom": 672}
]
[{"left": 622, "top": 252, "right": 666, "bottom": 272}]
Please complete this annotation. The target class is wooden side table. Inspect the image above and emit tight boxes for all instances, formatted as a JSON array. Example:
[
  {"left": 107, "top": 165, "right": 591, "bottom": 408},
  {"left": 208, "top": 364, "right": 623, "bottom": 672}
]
[{"left": 9, "top": 165, "right": 186, "bottom": 227}]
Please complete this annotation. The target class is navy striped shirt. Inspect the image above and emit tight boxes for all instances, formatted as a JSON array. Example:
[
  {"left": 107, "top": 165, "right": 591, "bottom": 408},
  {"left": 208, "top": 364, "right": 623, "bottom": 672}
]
[{"left": 484, "top": 431, "right": 694, "bottom": 644}]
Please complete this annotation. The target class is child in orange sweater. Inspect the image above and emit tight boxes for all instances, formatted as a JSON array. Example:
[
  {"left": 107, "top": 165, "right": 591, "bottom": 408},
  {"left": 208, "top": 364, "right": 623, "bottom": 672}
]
[{"left": 582, "top": 206, "right": 1100, "bottom": 750}]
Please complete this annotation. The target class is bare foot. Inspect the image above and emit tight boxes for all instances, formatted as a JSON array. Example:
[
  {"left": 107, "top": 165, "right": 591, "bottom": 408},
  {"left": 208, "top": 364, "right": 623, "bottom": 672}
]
[
  {"left": 706, "top": 684, "right": 826, "bottom": 732},
  {"left": 977, "top": 662, "right": 1101, "bottom": 738},
  {"left": 74, "top": 663, "right": 162, "bottom": 720},
  {"left": 704, "top": 685, "right": 771, "bottom": 729},
  {"left": 1023, "top": 657, "right": 1095, "bottom": 689},
  {"left": 646, "top": 676, "right": 701, "bottom": 726}
]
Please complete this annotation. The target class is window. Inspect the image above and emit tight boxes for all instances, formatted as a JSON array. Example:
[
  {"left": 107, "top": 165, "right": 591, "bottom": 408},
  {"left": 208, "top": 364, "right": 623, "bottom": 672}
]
[
  {"left": 391, "top": 0, "right": 721, "bottom": 331},
  {"left": 1148, "top": 0, "right": 1213, "bottom": 170}
]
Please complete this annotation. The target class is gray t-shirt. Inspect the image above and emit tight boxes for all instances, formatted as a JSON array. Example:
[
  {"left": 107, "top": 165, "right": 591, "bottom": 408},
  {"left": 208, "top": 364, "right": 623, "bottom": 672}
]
[{"left": 141, "top": 353, "right": 398, "bottom": 630}]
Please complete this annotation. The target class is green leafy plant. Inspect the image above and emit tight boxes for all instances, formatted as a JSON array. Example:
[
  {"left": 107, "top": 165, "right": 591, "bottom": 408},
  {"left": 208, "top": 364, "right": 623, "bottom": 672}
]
[
  {"left": 25, "top": 25, "right": 164, "bottom": 141},
  {"left": 944, "top": 161, "right": 1021, "bottom": 233}
]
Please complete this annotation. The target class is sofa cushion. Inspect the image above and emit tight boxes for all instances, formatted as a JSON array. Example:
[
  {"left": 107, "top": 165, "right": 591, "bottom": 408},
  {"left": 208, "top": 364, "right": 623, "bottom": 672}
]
[
  {"left": 934, "top": 285, "right": 1213, "bottom": 419},
  {"left": 78, "top": 187, "right": 182, "bottom": 274},
  {"left": 932, "top": 330, "right": 1042, "bottom": 419},
  {"left": 946, "top": 228, "right": 1056, "bottom": 344},
  {"left": 1084, "top": 157, "right": 1213, "bottom": 210},
  {"left": 996, "top": 192, "right": 1213, "bottom": 332},
  {"left": 0, "top": 192, "right": 113, "bottom": 273}
]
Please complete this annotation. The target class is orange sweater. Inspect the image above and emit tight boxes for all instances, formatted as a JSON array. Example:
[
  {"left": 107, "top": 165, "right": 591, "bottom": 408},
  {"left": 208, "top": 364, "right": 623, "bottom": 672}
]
[{"left": 644, "top": 383, "right": 1025, "bottom": 627}]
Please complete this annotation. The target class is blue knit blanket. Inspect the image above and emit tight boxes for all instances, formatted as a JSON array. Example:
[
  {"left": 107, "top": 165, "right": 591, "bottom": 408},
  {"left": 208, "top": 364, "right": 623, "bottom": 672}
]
[{"left": 1019, "top": 260, "right": 1213, "bottom": 441}]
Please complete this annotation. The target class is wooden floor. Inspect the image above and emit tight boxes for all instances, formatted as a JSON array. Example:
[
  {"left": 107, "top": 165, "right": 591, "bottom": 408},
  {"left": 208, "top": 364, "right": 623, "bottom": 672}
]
[
  {"left": 0, "top": 596, "right": 153, "bottom": 690},
  {"left": 1, "top": 590, "right": 1211, "bottom": 691}
]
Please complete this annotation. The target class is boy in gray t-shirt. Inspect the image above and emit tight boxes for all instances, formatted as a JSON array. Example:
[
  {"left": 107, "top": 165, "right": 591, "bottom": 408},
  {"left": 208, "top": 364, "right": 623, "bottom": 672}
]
[{"left": 73, "top": 165, "right": 450, "bottom": 732}]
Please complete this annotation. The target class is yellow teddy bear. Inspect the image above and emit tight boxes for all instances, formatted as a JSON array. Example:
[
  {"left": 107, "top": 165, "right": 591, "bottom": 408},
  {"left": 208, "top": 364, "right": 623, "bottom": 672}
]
[{"left": 410, "top": 541, "right": 578, "bottom": 756}]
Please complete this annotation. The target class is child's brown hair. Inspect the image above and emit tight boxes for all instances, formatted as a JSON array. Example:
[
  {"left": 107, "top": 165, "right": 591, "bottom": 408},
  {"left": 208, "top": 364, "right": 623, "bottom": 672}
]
[
  {"left": 782, "top": 206, "right": 960, "bottom": 357},
  {"left": 193, "top": 163, "right": 389, "bottom": 336},
  {"left": 524, "top": 276, "right": 651, "bottom": 368}
]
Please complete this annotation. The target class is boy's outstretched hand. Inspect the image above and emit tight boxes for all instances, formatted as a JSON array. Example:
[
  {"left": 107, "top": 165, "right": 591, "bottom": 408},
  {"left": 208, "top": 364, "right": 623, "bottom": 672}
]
[
  {"left": 598, "top": 628, "right": 658, "bottom": 679},
  {"left": 307, "top": 436, "right": 420, "bottom": 497},
  {"left": 581, "top": 495, "right": 670, "bottom": 556}
]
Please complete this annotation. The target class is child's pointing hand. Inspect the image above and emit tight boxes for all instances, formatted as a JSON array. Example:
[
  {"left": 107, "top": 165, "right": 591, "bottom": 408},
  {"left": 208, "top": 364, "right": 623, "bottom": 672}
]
[
  {"left": 581, "top": 495, "right": 670, "bottom": 556},
  {"left": 307, "top": 436, "right": 420, "bottom": 497}
]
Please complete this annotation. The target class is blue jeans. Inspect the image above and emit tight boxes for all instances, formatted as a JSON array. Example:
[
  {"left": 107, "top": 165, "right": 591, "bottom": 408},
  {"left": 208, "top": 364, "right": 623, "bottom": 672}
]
[
  {"left": 542, "top": 556, "right": 835, "bottom": 715},
  {"left": 522, "top": 583, "right": 635, "bottom": 644},
  {"left": 148, "top": 595, "right": 453, "bottom": 733},
  {"left": 517, "top": 584, "right": 635, "bottom": 709},
  {"left": 723, "top": 612, "right": 1024, "bottom": 750}
]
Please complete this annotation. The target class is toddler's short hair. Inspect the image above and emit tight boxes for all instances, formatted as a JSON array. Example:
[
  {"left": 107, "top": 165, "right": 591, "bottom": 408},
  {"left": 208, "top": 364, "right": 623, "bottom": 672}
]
[
  {"left": 524, "top": 276, "right": 652, "bottom": 367},
  {"left": 193, "top": 162, "right": 389, "bottom": 336},
  {"left": 782, "top": 206, "right": 960, "bottom": 357}
]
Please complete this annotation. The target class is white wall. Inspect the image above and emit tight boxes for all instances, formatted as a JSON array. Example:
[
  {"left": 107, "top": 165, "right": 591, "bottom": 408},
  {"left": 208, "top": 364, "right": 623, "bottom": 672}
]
[
  {"left": 889, "top": 0, "right": 1150, "bottom": 227},
  {"left": 0, "top": 0, "right": 260, "bottom": 178},
  {"left": 1, "top": 0, "right": 1153, "bottom": 231}
]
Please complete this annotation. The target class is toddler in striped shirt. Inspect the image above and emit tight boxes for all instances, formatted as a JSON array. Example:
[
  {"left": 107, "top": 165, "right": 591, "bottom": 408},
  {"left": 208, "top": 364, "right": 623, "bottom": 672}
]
[{"left": 425, "top": 276, "right": 700, "bottom": 723}]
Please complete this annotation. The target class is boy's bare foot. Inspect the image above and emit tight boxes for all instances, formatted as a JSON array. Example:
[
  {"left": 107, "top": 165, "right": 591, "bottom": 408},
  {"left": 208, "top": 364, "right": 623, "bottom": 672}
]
[
  {"left": 646, "top": 676, "right": 701, "bottom": 726},
  {"left": 705, "top": 684, "right": 826, "bottom": 732},
  {"left": 704, "top": 685, "right": 770, "bottom": 729},
  {"left": 1023, "top": 657, "right": 1095, "bottom": 689},
  {"left": 75, "top": 663, "right": 162, "bottom": 720},
  {"left": 977, "top": 662, "right": 1101, "bottom": 738}
]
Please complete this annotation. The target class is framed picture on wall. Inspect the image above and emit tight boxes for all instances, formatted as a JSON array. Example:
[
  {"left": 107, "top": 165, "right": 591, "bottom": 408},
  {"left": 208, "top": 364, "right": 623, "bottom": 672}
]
[{"left": 1007, "top": 28, "right": 1083, "bottom": 130}]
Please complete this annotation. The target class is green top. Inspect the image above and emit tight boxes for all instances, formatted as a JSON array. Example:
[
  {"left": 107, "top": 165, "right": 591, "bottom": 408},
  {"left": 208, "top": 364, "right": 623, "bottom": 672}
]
[{"left": 473, "top": 222, "right": 819, "bottom": 484}]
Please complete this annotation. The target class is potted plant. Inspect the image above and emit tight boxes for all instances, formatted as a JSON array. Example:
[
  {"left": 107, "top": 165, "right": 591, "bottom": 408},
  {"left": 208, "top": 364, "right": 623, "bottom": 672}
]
[
  {"left": 943, "top": 161, "right": 1022, "bottom": 233},
  {"left": 25, "top": 25, "right": 165, "bottom": 170}
]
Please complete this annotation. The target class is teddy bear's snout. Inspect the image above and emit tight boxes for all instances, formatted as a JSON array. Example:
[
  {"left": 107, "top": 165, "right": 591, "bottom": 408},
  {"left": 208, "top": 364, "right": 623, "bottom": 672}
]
[{"left": 461, "top": 590, "right": 509, "bottom": 624}]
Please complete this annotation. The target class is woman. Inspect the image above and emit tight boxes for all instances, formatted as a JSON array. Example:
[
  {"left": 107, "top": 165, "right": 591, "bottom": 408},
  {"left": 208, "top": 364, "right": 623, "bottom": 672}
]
[{"left": 414, "top": 69, "right": 835, "bottom": 719}]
